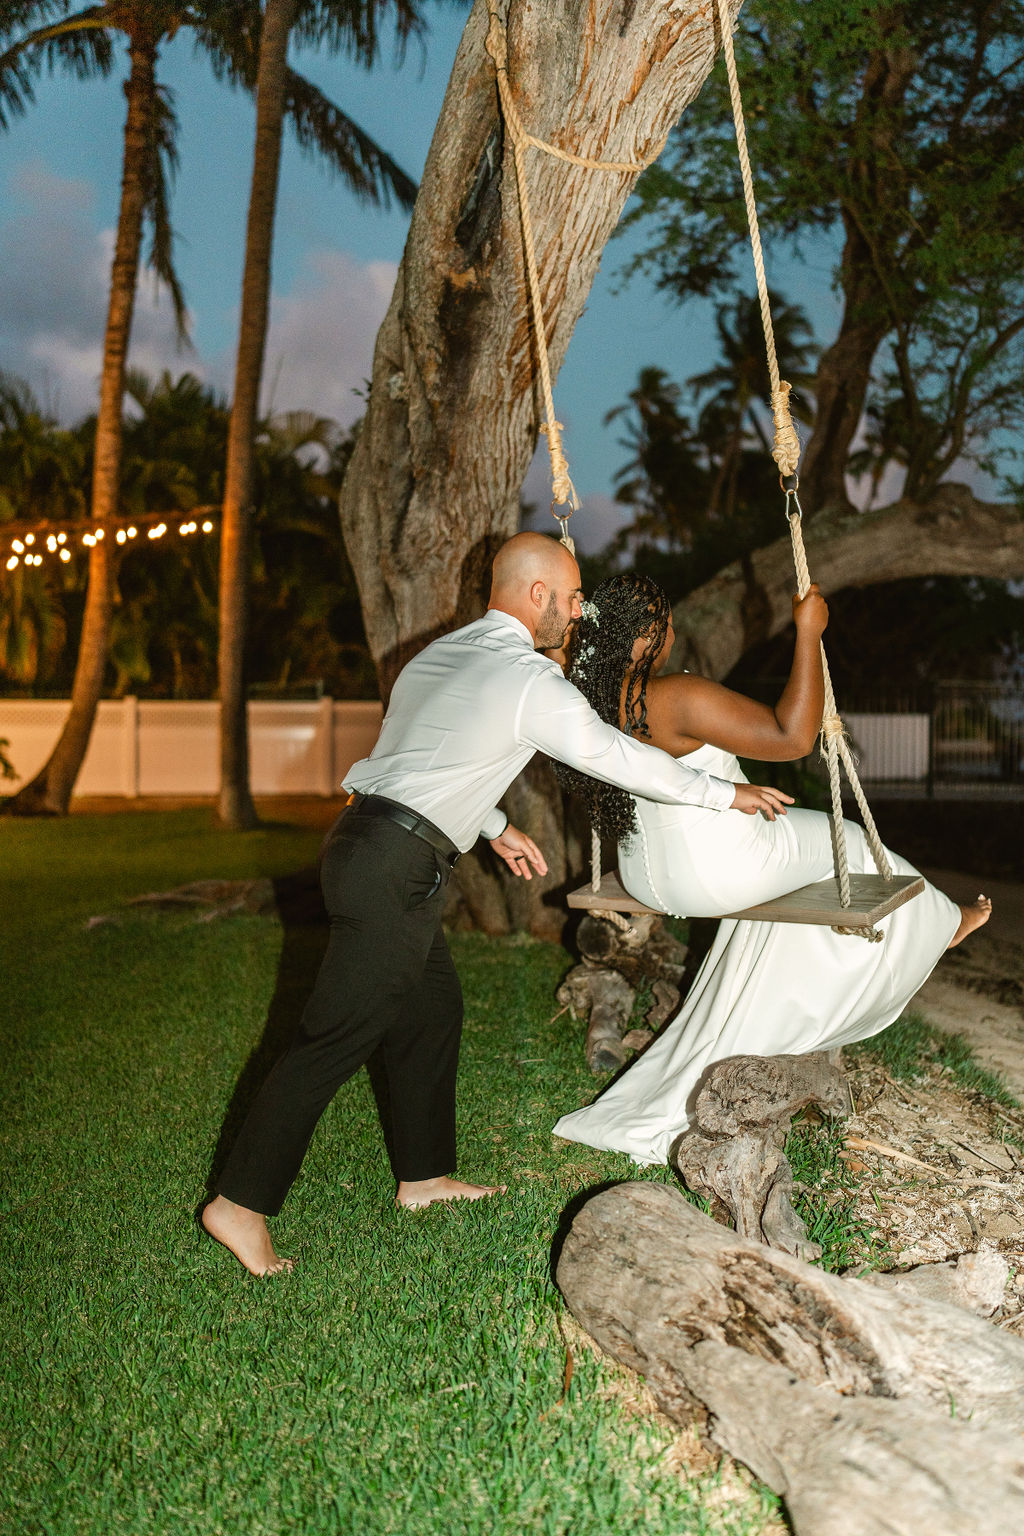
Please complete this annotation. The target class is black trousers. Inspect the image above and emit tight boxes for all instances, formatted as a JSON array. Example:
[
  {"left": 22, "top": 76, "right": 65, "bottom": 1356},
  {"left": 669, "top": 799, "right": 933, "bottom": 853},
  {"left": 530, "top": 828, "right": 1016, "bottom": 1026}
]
[{"left": 216, "top": 811, "right": 462, "bottom": 1216}]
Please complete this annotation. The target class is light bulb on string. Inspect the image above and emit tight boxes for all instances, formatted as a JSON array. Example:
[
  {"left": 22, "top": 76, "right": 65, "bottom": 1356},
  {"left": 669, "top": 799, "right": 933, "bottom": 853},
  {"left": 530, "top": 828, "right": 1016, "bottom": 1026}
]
[
  {"left": 25, "top": 533, "right": 35, "bottom": 546},
  {"left": 12, "top": 539, "right": 24, "bottom": 553},
  {"left": 6, "top": 555, "right": 18, "bottom": 570},
  {"left": 59, "top": 548, "right": 71, "bottom": 563},
  {"left": 57, "top": 532, "right": 66, "bottom": 545}
]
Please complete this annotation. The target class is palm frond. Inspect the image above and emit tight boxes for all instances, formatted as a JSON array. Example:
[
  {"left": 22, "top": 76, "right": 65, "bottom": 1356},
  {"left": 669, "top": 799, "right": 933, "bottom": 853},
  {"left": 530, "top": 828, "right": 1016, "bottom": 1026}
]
[
  {"left": 140, "top": 80, "right": 190, "bottom": 344},
  {"left": 292, "top": 0, "right": 428, "bottom": 72},
  {"left": 0, "top": 5, "right": 112, "bottom": 129},
  {"left": 284, "top": 66, "right": 416, "bottom": 209},
  {"left": 190, "top": 0, "right": 259, "bottom": 93}
]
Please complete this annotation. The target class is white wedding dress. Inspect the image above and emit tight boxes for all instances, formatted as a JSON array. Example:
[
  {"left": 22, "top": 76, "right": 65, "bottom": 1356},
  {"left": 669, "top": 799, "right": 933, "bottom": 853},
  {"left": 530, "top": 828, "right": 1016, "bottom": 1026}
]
[{"left": 553, "top": 743, "right": 959, "bottom": 1165}]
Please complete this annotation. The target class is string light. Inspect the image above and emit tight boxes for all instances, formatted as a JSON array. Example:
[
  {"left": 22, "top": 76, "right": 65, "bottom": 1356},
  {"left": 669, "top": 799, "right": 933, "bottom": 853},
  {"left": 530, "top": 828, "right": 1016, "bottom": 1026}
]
[{"left": 1, "top": 509, "right": 220, "bottom": 568}]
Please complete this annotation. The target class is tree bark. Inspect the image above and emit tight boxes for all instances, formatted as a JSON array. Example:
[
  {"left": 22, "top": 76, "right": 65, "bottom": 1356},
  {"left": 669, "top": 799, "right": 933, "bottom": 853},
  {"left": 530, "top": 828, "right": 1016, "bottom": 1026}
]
[
  {"left": 338, "top": 0, "right": 740, "bottom": 695},
  {"left": 671, "top": 483, "right": 1024, "bottom": 682},
  {"left": 216, "top": 0, "right": 300, "bottom": 831},
  {"left": 2, "top": 33, "right": 157, "bottom": 816}
]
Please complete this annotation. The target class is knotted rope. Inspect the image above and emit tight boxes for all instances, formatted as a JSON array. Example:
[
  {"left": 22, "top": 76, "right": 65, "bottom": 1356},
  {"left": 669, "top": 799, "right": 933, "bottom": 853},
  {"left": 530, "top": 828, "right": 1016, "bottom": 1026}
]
[
  {"left": 715, "top": 0, "right": 892, "bottom": 934},
  {"left": 485, "top": 4, "right": 651, "bottom": 557}
]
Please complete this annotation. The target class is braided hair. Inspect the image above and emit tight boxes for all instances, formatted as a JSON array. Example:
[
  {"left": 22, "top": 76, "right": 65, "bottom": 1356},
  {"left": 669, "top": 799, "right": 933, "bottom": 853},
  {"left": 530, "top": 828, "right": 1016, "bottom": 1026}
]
[{"left": 553, "top": 572, "right": 672, "bottom": 841}]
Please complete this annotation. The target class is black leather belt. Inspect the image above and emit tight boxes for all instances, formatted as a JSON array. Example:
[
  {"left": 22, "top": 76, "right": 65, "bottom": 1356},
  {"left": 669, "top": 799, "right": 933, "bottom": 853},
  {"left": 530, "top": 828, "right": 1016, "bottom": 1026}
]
[{"left": 347, "top": 792, "right": 461, "bottom": 865}]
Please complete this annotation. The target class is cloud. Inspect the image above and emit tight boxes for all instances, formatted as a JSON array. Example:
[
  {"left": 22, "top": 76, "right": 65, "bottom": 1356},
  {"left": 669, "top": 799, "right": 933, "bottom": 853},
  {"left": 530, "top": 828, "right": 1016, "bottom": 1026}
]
[
  {"left": 1, "top": 160, "right": 394, "bottom": 429},
  {"left": 258, "top": 249, "right": 397, "bottom": 427},
  {"left": 0, "top": 161, "right": 192, "bottom": 421}
]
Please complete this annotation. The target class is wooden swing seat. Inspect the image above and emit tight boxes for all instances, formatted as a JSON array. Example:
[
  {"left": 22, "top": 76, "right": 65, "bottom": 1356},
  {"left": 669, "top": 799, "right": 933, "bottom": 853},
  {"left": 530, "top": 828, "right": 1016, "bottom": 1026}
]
[{"left": 568, "top": 870, "right": 925, "bottom": 930}]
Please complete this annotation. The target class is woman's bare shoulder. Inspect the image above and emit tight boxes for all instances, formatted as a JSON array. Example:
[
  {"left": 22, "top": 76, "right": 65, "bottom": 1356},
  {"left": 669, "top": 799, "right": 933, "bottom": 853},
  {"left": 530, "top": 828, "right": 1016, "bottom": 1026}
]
[{"left": 644, "top": 673, "right": 708, "bottom": 754}]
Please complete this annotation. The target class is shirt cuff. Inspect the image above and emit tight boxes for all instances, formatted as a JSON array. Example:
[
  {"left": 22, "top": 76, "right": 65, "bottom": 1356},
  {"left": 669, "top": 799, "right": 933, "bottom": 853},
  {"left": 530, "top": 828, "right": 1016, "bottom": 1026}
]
[
  {"left": 480, "top": 808, "right": 509, "bottom": 841},
  {"left": 701, "top": 773, "right": 737, "bottom": 812}
]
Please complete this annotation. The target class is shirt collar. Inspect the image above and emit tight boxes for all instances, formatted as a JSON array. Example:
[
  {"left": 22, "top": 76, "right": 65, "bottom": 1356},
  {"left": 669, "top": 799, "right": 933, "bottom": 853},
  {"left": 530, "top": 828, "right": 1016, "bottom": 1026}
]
[{"left": 484, "top": 608, "right": 535, "bottom": 647}]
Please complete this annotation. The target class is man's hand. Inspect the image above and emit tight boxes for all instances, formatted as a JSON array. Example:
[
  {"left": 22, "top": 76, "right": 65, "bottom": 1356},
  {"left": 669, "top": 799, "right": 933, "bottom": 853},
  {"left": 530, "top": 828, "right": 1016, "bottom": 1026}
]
[
  {"left": 731, "top": 783, "right": 795, "bottom": 820},
  {"left": 489, "top": 823, "right": 548, "bottom": 879}
]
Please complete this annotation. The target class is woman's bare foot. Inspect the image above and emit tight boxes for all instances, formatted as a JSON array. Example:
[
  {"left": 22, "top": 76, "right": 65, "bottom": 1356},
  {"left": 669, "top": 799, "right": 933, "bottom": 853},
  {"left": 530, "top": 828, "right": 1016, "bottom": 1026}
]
[
  {"left": 395, "top": 1175, "right": 507, "bottom": 1211},
  {"left": 200, "top": 1195, "right": 294, "bottom": 1276},
  {"left": 947, "top": 894, "right": 993, "bottom": 949}
]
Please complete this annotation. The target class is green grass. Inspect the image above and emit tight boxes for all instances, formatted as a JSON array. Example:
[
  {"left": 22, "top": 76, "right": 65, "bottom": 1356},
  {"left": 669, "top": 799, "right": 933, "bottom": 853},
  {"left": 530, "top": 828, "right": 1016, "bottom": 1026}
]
[
  {"left": 785, "top": 1118, "right": 888, "bottom": 1272},
  {"left": 847, "top": 1010, "right": 1020, "bottom": 1109},
  {"left": 0, "top": 812, "right": 778, "bottom": 1536}
]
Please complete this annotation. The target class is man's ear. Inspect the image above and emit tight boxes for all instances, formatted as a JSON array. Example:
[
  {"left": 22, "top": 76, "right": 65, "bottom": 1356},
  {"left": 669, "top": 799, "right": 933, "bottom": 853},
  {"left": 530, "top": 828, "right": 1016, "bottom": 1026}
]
[{"left": 529, "top": 579, "right": 547, "bottom": 610}]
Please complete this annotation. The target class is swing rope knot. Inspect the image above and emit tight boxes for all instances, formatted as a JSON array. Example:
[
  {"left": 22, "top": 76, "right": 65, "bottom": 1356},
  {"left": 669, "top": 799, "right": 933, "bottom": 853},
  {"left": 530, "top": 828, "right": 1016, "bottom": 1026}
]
[
  {"left": 821, "top": 713, "right": 846, "bottom": 744},
  {"left": 770, "top": 381, "right": 801, "bottom": 478}
]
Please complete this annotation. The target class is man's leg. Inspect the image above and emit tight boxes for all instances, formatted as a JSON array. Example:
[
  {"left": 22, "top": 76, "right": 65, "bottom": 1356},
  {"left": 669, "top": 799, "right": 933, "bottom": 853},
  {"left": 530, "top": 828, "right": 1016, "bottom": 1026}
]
[
  {"left": 386, "top": 927, "right": 505, "bottom": 1210},
  {"left": 203, "top": 819, "right": 447, "bottom": 1271}
]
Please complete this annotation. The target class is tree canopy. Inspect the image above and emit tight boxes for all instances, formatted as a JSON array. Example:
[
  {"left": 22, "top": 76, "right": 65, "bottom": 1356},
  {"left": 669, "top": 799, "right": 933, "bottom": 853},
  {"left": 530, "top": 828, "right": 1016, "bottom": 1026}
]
[{"left": 626, "top": 0, "right": 1024, "bottom": 508}]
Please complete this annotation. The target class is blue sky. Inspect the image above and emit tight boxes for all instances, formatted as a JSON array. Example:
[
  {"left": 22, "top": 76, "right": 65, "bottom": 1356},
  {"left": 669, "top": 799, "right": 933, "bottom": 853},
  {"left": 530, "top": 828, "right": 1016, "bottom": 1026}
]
[{"left": 0, "top": 8, "right": 845, "bottom": 551}]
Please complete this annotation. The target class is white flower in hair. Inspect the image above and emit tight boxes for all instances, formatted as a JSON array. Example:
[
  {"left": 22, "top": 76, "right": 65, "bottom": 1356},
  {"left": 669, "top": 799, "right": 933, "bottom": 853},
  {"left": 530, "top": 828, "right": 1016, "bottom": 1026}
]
[{"left": 580, "top": 599, "right": 600, "bottom": 625}]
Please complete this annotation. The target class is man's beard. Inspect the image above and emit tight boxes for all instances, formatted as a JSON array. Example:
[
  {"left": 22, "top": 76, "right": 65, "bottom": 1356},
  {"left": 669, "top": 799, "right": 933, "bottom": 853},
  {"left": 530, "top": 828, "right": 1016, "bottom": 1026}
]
[{"left": 536, "top": 593, "right": 570, "bottom": 650}]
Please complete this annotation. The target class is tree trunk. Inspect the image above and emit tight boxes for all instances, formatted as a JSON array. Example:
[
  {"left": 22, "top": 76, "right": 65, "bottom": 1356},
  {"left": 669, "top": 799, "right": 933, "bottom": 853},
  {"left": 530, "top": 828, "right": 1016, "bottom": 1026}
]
[
  {"left": 338, "top": 0, "right": 739, "bottom": 929},
  {"left": 339, "top": 0, "right": 740, "bottom": 695},
  {"left": 216, "top": 0, "right": 299, "bottom": 831},
  {"left": 557, "top": 1184, "right": 1024, "bottom": 1535},
  {"left": 2, "top": 34, "right": 157, "bottom": 816},
  {"left": 671, "top": 483, "right": 1024, "bottom": 683},
  {"left": 798, "top": 221, "right": 890, "bottom": 512}
]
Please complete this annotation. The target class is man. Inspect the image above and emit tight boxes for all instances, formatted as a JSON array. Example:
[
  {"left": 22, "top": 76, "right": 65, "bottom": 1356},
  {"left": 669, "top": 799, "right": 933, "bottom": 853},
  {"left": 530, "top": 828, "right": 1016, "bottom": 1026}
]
[{"left": 202, "top": 533, "right": 791, "bottom": 1273}]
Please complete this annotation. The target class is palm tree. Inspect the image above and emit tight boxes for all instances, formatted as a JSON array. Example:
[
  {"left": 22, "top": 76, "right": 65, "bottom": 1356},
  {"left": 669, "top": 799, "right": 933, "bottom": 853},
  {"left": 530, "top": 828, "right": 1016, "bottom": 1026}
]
[
  {"left": 0, "top": 1, "right": 194, "bottom": 812},
  {"left": 213, "top": 0, "right": 422, "bottom": 828},
  {"left": 604, "top": 365, "right": 708, "bottom": 552},
  {"left": 0, "top": 372, "right": 85, "bottom": 689},
  {"left": 689, "top": 290, "right": 817, "bottom": 523},
  {"left": 0, "top": 0, "right": 420, "bottom": 815}
]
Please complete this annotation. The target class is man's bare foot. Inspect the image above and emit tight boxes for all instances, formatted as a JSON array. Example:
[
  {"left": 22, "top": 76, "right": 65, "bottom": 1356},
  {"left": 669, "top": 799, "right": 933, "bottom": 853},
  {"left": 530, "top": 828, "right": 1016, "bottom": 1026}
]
[
  {"left": 200, "top": 1195, "right": 294, "bottom": 1276},
  {"left": 395, "top": 1175, "right": 507, "bottom": 1211},
  {"left": 947, "top": 894, "right": 993, "bottom": 949}
]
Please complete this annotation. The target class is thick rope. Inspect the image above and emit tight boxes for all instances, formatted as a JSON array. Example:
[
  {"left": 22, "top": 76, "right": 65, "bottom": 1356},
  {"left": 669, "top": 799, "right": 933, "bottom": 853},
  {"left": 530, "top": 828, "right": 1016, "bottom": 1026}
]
[
  {"left": 717, "top": 0, "right": 894, "bottom": 933},
  {"left": 787, "top": 494, "right": 893, "bottom": 889},
  {"left": 714, "top": 0, "right": 799, "bottom": 478},
  {"left": 485, "top": 5, "right": 651, "bottom": 555}
]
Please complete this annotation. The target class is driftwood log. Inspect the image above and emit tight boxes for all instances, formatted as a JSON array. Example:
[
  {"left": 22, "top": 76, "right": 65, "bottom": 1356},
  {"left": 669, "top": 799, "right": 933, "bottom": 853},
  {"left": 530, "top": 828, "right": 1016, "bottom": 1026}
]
[
  {"left": 557, "top": 1183, "right": 1024, "bottom": 1535},
  {"left": 670, "top": 1053, "right": 849, "bottom": 1261},
  {"left": 559, "top": 912, "right": 686, "bottom": 1071}
]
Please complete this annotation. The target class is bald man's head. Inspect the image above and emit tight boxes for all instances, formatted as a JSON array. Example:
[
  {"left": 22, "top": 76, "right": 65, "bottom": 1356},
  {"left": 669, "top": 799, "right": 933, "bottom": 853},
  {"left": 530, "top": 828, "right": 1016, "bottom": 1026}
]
[{"left": 489, "top": 532, "right": 583, "bottom": 648}]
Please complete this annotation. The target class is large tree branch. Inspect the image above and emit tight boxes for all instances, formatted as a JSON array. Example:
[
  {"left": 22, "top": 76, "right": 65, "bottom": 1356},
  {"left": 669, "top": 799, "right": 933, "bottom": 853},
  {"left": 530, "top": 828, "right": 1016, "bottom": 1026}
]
[
  {"left": 338, "top": 0, "right": 741, "bottom": 696},
  {"left": 671, "top": 484, "right": 1024, "bottom": 681}
]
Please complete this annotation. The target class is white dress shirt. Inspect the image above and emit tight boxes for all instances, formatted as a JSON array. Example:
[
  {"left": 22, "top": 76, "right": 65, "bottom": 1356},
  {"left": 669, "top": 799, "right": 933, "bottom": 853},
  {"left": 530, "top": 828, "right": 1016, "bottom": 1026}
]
[{"left": 343, "top": 610, "right": 735, "bottom": 851}]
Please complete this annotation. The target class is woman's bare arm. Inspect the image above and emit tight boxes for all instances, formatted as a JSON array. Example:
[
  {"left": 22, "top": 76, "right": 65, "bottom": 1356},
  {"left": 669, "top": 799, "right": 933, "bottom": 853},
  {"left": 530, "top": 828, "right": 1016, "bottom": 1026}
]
[{"left": 645, "top": 587, "right": 829, "bottom": 761}]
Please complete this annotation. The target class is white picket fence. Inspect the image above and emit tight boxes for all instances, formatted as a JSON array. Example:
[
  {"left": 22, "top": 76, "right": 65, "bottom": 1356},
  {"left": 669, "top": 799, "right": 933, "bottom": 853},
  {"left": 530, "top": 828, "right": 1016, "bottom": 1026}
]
[{"left": 0, "top": 697, "right": 384, "bottom": 797}]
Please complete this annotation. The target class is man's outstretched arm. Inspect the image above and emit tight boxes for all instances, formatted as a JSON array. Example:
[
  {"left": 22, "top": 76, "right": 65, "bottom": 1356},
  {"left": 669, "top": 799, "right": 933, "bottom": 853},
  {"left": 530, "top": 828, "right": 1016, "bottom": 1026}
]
[{"left": 521, "top": 670, "right": 790, "bottom": 813}]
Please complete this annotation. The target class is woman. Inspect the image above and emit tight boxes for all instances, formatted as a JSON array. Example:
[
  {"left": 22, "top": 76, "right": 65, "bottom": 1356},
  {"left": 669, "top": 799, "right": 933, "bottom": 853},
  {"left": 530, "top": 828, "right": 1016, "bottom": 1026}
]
[{"left": 551, "top": 573, "right": 991, "bottom": 1165}]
